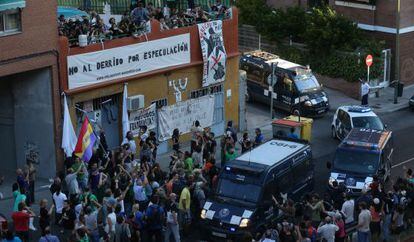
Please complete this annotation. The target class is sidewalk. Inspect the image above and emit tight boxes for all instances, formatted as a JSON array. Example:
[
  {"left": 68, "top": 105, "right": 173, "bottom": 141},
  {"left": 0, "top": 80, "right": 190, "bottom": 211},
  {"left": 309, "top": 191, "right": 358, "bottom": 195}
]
[
  {"left": 325, "top": 85, "right": 413, "bottom": 113},
  {"left": 368, "top": 85, "right": 413, "bottom": 113}
]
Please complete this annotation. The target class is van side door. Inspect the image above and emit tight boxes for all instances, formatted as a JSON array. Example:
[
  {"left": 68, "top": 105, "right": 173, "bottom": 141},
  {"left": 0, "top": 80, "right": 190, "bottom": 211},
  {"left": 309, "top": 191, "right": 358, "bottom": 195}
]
[
  {"left": 337, "top": 110, "right": 352, "bottom": 139},
  {"left": 276, "top": 74, "right": 294, "bottom": 111},
  {"left": 290, "top": 155, "right": 314, "bottom": 199}
]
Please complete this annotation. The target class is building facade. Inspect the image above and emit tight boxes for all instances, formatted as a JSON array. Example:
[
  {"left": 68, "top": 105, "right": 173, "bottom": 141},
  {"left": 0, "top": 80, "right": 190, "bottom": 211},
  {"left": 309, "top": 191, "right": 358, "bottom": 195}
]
[
  {"left": 267, "top": 0, "right": 414, "bottom": 85},
  {"left": 59, "top": 9, "right": 240, "bottom": 161},
  {"left": 0, "top": 0, "right": 61, "bottom": 178}
]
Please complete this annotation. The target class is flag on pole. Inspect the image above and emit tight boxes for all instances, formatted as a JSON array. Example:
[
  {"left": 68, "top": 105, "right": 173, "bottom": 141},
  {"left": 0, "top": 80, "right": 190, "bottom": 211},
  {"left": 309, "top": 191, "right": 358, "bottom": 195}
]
[
  {"left": 122, "top": 83, "right": 130, "bottom": 138},
  {"left": 74, "top": 117, "right": 97, "bottom": 162},
  {"left": 61, "top": 94, "right": 77, "bottom": 157}
]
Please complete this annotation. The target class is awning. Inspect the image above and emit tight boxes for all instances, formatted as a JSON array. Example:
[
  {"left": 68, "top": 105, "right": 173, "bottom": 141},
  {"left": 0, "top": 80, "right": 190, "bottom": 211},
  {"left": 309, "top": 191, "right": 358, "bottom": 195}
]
[{"left": 0, "top": 0, "right": 26, "bottom": 12}]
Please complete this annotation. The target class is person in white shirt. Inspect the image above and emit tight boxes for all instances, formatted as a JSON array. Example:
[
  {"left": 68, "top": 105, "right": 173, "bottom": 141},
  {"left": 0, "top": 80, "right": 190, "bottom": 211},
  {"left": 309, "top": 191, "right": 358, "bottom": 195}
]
[
  {"left": 341, "top": 194, "right": 355, "bottom": 224},
  {"left": 360, "top": 78, "right": 371, "bottom": 106},
  {"left": 317, "top": 216, "right": 339, "bottom": 242},
  {"left": 52, "top": 187, "right": 67, "bottom": 224},
  {"left": 122, "top": 131, "right": 137, "bottom": 159},
  {"left": 357, "top": 202, "right": 372, "bottom": 242}
]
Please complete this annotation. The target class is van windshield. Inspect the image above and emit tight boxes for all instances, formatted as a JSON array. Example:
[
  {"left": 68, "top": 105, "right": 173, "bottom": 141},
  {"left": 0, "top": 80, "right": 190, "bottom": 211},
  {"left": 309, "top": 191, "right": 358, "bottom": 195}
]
[
  {"left": 352, "top": 116, "right": 384, "bottom": 131},
  {"left": 217, "top": 178, "right": 261, "bottom": 203},
  {"left": 294, "top": 74, "right": 320, "bottom": 92},
  {"left": 333, "top": 149, "right": 379, "bottom": 175}
]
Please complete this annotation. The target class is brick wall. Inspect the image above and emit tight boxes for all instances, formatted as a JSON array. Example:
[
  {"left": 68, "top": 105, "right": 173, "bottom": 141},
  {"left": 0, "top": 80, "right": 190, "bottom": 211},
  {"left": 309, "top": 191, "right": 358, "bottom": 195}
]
[{"left": 0, "top": 0, "right": 58, "bottom": 65}]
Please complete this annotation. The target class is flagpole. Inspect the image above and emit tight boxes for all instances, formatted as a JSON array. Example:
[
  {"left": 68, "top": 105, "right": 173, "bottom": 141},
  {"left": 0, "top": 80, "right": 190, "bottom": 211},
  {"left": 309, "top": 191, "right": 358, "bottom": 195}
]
[{"left": 75, "top": 106, "right": 110, "bottom": 160}]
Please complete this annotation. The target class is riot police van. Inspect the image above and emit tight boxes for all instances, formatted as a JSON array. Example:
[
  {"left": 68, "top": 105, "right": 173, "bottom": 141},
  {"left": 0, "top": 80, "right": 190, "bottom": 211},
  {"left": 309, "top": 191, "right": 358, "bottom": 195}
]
[
  {"left": 327, "top": 128, "right": 393, "bottom": 196},
  {"left": 200, "top": 138, "right": 314, "bottom": 240},
  {"left": 240, "top": 50, "right": 329, "bottom": 116}
]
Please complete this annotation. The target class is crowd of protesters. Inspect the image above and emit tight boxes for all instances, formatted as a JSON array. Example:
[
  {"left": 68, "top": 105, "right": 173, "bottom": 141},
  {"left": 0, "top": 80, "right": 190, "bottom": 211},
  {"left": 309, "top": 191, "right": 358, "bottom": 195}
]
[
  {"left": 3, "top": 119, "right": 414, "bottom": 242},
  {"left": 58, "top": 0, "right": 230, "bottom": 46}
]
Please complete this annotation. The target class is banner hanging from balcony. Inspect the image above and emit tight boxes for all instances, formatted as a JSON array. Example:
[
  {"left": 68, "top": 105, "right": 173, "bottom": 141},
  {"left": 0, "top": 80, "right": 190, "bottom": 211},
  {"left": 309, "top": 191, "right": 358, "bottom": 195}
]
[
  {"left": 198, "top": 20, "right": 227, "bottom": 87},
  {"left": 157, "top": 95, "right": 215, "bottom": 141},
  {"left": 129, "top": 103, "right": 157, "bottom": 137},
  {"left": 67, "top": 34, "right": 191, "bottom": 89}
]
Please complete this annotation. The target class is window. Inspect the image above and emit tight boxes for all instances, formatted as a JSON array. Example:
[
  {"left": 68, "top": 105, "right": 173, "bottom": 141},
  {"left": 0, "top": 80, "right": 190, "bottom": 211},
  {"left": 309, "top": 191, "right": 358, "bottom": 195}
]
[
  {"left": 0, "top": 9, "right": 22, "bottom": 36},
  {"left": 151, "top": 98, "right": 168, "bottom": 108}
]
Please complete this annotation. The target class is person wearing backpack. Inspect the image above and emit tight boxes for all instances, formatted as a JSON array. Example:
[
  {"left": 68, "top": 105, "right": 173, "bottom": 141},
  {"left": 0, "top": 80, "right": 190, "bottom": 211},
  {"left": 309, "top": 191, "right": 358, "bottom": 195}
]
[{"left": 145, "top": 195, "right": 165, "bottom": 242}]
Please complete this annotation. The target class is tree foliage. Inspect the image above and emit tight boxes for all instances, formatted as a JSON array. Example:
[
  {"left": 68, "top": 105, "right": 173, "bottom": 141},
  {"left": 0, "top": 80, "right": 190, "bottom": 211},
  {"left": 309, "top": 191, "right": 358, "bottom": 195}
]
[{"left": 237, "top": 0, "right": 384, "bottom": 81}]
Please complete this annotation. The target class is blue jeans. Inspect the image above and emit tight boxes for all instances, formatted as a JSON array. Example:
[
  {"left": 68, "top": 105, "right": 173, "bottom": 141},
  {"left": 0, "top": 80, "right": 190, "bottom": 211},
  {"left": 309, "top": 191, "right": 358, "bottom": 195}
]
[
  {"left": 357, "top": 230, "right": 371, "bottom": 242},
  {"left": 164, "top": 223, "right": 180, "bottom": 242},
  {"left": 381, "top": 214, "right": 392, "bottom": 242},
  {"left": 89, "top": 230, "right": 100, "bottom": 242}
]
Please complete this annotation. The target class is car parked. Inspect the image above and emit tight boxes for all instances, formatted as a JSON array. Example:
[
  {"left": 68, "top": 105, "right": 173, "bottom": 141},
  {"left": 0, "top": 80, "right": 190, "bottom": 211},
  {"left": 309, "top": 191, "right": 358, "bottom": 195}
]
[{"left": 410, "top": 94, "right": 414, "bottom": 110}]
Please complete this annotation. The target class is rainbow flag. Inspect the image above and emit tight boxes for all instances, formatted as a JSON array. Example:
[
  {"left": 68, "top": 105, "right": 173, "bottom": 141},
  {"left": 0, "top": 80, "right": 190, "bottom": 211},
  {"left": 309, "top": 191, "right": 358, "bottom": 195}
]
[{"left": 74, "top": 117, "right": 96, "bottom": 162}]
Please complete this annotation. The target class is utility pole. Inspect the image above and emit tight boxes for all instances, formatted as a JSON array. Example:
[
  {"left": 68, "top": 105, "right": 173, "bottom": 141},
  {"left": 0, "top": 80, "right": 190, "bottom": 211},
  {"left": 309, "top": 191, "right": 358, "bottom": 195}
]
[
  {"left": 394, "top": 0, "right": 401, "bottom": 104},
  {"left": 270, "top": 62, "right": 275, "bottom": 119}
]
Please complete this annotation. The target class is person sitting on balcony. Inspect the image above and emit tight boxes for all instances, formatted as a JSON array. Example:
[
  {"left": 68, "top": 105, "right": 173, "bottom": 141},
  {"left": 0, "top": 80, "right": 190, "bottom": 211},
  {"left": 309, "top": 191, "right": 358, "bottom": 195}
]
[{"left": 131, "top": 2, "right": 149, "bottom": 26}]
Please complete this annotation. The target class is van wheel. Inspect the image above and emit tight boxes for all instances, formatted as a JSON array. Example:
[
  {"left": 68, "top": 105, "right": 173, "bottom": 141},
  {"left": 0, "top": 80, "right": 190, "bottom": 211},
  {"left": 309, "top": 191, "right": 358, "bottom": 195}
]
[
  {"left": 331, "top": 126, "right": 337, "bottom": 139},
  {"left": 292, "top": 108, "right": 300, "bottom": 116}
]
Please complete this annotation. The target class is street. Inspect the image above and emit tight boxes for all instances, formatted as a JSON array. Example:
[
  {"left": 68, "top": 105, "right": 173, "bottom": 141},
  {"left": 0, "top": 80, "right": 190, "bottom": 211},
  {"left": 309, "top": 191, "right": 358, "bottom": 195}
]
[{"left": 246, "top": 101, "right": 414, "bottom": 196}]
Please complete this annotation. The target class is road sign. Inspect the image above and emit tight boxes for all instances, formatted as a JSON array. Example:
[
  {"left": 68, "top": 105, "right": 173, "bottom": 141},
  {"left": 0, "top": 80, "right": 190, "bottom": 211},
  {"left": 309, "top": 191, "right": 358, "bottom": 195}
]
[{"left": 366, "top": 55, "right": 373, "bottom": 67}]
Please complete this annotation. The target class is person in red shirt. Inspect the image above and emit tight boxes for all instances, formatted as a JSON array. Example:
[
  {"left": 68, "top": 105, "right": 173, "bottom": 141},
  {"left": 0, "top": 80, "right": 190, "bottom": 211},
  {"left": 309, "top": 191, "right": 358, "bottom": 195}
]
[{"left": 11, "top": 202, "right": 35, "bottom": 242}]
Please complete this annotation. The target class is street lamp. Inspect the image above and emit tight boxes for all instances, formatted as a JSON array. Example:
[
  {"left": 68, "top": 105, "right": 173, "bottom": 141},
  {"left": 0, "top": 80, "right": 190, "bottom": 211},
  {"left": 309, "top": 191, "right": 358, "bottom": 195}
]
[{"left": 394, "top": 0, "right": 400, "bottom": 104}]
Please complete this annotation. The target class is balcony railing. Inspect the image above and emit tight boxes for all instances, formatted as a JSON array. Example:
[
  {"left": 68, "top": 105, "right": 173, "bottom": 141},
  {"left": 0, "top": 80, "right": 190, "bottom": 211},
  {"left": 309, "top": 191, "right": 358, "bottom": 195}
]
[{"left": 57, "top": 0, "right": 233, "bottom": 14}]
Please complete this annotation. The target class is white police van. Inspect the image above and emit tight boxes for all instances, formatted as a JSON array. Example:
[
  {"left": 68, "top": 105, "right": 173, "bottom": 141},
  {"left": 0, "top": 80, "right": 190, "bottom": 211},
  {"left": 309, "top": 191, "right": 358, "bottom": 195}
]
[{"left": 200, "top": 137, "right": 314, "bottom": 240}]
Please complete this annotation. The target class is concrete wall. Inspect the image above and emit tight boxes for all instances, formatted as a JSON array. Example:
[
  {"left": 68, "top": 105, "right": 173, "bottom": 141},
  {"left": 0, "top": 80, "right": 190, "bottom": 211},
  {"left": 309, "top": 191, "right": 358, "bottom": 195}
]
[
  {"left": 11, "top": 68, "right": 57, "bottom": 178},
  {"left": 0, "top": 80, "right": 16, "bottom": 172}
]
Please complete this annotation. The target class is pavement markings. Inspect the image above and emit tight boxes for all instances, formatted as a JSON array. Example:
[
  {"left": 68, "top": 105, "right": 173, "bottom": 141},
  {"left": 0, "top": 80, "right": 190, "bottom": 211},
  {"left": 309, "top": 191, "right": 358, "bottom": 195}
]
[{"left": 392, "top": 157, "right": 414, "bottom": 169}]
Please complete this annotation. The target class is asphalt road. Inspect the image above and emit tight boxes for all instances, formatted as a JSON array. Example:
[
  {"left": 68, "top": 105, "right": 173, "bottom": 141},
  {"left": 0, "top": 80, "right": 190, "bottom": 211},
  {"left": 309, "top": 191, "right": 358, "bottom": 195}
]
[
  {"left": 246, "top": 102, "right": 414, "bottom": 195},
  {"left": 4, "top": 102, "right": 414, "bottom": 242}
]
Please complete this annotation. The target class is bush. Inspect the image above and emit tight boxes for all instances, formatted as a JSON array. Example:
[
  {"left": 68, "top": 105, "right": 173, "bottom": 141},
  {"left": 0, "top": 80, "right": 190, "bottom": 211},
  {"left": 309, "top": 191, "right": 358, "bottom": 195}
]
[{"left": 237, "top": 0, "right": 384, "bottom": 81}]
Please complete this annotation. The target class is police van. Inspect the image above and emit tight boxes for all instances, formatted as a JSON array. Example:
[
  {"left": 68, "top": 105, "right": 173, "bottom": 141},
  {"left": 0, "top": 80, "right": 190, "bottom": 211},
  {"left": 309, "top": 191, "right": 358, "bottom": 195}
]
[
  {"left": 200, "top": 138, "right": 314, "bottom": 240},
  {"left": 327, "top": 128, "right": 393, "bottom": 196},
  {"left": 240, "top": 50, "right": 329, "bottom": 116}
]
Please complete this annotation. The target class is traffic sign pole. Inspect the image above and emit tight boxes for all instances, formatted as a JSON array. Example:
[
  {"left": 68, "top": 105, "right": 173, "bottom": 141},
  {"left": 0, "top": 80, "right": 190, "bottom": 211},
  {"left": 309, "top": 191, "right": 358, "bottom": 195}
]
[{"left": 365, "top": 54, "right": 373, "bottom": 84}]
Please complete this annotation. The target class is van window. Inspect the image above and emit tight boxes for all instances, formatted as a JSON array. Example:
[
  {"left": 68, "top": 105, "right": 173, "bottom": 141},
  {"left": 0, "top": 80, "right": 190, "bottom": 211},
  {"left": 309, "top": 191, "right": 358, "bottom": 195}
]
[
  {"left": 291, "top": 159, "right": 311, "bottom": 179},
  {"left": 294, "top": 74, "right": 320, "bottom": 92},
  {"left": 283, "top": 76, "right": 293, "bottom": 92},
  {"left": 217, "top": 178, "right": 261, "bottom": 203},
  {"left": 334, "top": 149, "right": 379, "bottom": 175},
  {"left": 275, "top": 171, "right": 291, "bottom": 194}
]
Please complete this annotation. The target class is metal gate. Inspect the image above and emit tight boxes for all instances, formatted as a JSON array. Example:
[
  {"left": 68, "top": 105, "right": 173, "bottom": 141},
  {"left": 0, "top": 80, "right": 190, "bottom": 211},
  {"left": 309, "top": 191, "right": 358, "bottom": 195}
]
[
  {"left": 190, "top": 84, "right": 225, "bottom": 136},
  {"left": 76, "top": 94, "right": 121, "bottom": 150},
  {"left": 211, "top": 91, "right": 225, "bottom": 136}
]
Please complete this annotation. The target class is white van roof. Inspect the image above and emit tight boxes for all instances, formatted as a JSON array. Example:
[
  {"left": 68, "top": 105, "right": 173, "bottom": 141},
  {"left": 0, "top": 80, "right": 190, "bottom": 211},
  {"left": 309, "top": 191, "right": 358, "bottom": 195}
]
[{"left": 237, "top": 140, "right": 306, "bottom": 166}]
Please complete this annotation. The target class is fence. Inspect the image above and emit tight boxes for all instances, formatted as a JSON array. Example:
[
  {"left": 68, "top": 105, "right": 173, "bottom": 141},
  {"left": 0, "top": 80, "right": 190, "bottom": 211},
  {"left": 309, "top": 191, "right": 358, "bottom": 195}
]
[{"left": 57, "top": 0, "right": 233, "bottom": 14}]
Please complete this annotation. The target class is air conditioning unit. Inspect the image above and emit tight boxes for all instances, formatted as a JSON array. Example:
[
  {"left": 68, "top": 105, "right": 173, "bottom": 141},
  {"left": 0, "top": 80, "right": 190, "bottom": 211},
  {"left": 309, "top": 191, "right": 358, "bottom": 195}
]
[{"left": 127, "top": 95, "right": 145, "bottom": 111}]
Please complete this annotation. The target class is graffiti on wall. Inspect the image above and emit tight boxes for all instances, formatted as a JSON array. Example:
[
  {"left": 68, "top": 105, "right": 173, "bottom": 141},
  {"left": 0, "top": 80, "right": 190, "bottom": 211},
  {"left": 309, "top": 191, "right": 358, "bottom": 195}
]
[{"left": 24, "top": 141, "right": 40, "bottom": 165}]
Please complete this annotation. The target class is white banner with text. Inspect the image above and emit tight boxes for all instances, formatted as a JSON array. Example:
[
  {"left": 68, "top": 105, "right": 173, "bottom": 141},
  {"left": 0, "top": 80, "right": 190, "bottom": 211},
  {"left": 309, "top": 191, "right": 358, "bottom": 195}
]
[
  {"left": 158, "top": 96, "right": 215, "bottom": 141},
  {"left": 67, "top": 34, "right": 191, "bottom": 89},
  {"left": 129, "top": 103, "right": 157, "bottom": 137}
]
